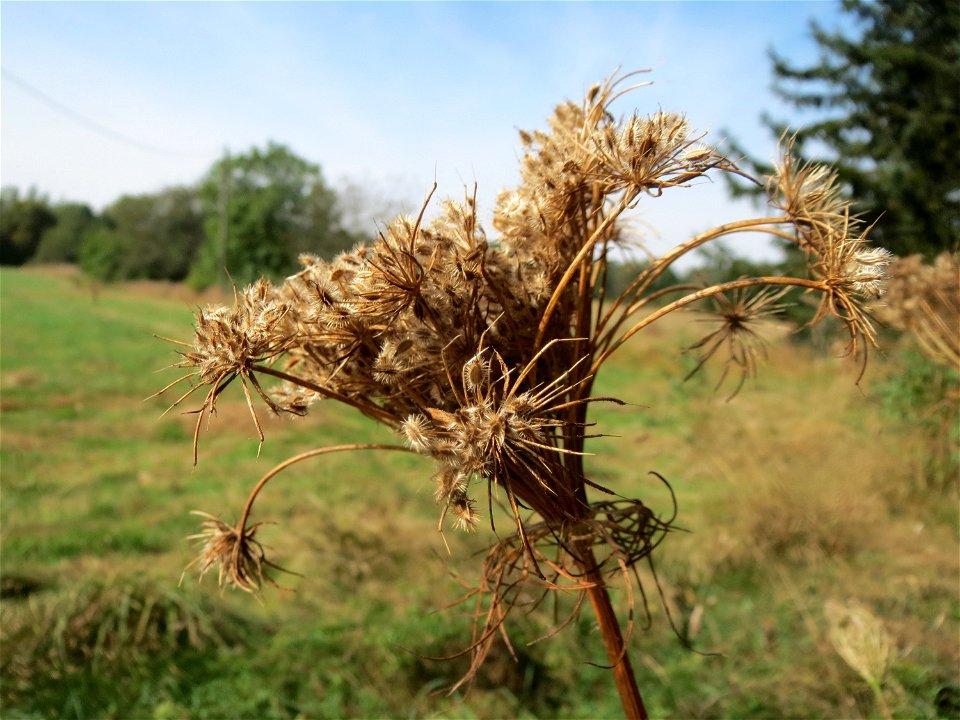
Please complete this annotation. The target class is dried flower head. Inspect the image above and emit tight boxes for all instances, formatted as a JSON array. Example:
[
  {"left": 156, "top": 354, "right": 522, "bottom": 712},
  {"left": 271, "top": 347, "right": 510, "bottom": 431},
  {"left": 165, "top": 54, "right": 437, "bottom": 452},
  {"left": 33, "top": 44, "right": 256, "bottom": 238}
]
[
  {"left": 843, "top": 247, "right": 894, "bottom": 298},
  {"left": 686, "top": 287, "right": 790, "bottom": 397},
  {"left": 153, "top": 279, "right": 292, "bottom": 463},
  {"left": 182, "top": 512, "right": 276, "bottom": 593},
  {"left": 155, "top": 69, "right": 892, "bottom": 704},
  {"left": 764, "top": 140, "right": 889, "bottom": 359},
  {"left": 877, "top": 252, "right": 960, "bottom": 367}
]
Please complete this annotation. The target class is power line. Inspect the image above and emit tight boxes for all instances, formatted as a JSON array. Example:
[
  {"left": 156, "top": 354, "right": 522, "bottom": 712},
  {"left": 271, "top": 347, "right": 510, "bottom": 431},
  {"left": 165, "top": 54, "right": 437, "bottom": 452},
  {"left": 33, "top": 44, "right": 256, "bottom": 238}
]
[{"left": 1, "top": 67, "right": 217, "bottom": 158}]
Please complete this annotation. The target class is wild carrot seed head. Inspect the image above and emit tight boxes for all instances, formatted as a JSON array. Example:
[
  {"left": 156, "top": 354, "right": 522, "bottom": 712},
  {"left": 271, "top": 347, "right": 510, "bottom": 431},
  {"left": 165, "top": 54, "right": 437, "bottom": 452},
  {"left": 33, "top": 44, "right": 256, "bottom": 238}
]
[{"left": 159, "top": 73, "right": 893, "bottom": 688}]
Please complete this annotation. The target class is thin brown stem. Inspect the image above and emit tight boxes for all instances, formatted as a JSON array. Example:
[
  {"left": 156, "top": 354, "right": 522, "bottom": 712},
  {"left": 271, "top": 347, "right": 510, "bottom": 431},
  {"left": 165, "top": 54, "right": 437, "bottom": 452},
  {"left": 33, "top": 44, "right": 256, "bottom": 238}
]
[
  {"left": 250, "top": 363, "right": 398, "bottom": 424},
  {"left": 236, "top": 444, "right": 415, "bottom": 534},
  {"left": 578, "top": 543, "right": 648, "bottom": 720},
  {"left": 593, "top": 276, "right": 827, "bottom": 373},
  {"left": 597, "top": 217, "right": 793, "bottom": 339},
  {"left": 535, "top": 188, "right": 640, "bottom": 350},
  {"left": 562, "top": 418, "right": 644, "bottom": 718}
]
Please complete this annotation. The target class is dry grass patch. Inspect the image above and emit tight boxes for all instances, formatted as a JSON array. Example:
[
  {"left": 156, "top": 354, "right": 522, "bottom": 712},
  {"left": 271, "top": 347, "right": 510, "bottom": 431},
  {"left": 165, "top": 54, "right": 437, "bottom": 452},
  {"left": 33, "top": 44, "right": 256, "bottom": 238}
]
[{"left": 688, "top": 384, "right": 897, "bottom": 568}]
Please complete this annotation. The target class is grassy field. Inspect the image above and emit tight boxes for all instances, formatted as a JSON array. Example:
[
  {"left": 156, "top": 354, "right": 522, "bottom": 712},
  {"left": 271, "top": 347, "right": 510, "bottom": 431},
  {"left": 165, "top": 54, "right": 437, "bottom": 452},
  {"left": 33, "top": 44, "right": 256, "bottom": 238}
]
[{"left": 1, "top": 266, "right": 957, "bottom": 719}]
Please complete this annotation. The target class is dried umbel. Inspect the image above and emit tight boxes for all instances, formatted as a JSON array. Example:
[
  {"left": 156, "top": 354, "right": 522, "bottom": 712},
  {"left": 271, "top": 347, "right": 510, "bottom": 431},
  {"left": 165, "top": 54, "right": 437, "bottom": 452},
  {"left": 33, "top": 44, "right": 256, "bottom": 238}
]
[
  {"left": 685, "top": 286, "right": 791, "bottom": 397},
  {"left": 183, "top": 512, "right": 276, "bottom": 593},
  {"left": 152, "top": 280, "right": 293, "bottom": 463},
  {"left": 825, "top": 599, "right": 894, "bottom": 687},
  {"left": 877, "top": 252, "right": 960, "bottom": 368},
  {"left": 156, "top": 70, "right": 888, "bottom": 717}
]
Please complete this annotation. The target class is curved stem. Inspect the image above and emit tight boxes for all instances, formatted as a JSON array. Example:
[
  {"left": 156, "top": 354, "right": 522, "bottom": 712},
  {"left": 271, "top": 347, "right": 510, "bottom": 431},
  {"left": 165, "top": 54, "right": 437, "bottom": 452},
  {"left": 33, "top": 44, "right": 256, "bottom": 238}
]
[
  {"left": 578, "top": 543, "right": 648, "bottom": 719},
  {"left": 593, "top": 276, "right": 826, "bottom": 373},
  {"left": 535, "top": 188, "right": 640, "bottom": 350},
  {"left": 236, "top": 444, "right": 415, "bottom": 534},
  {"left": 622, "top": 226, "right": 798, "bottom": 319},
  {"left": 597, "top": 217, "right": 793, "bottom": 338}
]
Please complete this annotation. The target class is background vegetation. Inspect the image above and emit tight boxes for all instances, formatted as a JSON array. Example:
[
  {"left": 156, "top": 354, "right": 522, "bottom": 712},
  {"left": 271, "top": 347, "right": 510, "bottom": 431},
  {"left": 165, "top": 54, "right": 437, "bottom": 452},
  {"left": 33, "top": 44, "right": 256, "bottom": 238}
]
[
  {"left": 2, "top": 2, "right": 957, "bottom": 715},
  {"left": 727, "top": 0, "right": 959, "bottom": 259},
  {"left": 1, "top": 266, "right": 956, "bottom": 719},
  {"left": 1, "top": 141, "right": 374, "bottom": 289}
]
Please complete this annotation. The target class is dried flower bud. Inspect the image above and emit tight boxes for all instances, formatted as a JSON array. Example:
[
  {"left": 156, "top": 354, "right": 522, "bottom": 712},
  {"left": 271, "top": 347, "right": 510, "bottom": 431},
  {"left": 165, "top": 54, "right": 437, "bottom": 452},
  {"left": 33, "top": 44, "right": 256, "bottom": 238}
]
[
  {"left": 401, "top": 413, "right": 435, "bottom": 453},
  {"left": 183, "top": 512, "right": 275, "bottom": 593},
  {"left": 843, "top": 247, "right": 893, "bottom": 298}
]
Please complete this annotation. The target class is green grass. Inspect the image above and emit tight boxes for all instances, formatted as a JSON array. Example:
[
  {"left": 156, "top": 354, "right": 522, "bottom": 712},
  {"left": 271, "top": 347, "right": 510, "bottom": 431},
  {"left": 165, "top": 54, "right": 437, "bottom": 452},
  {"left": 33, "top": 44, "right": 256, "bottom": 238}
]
[{"left": 2, "top": 266, "right": 957, "bottom": 719}]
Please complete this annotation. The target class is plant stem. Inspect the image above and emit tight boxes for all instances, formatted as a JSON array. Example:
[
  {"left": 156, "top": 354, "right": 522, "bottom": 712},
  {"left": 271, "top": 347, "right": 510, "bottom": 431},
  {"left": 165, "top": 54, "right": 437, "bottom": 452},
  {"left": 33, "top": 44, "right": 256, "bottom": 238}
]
[
  {"left": 578, "top": 544, "right": 649, "bottom": 720},
  {"left": 593, "top": 275, "right": 827, "bottom": 372},
  {"left": 235, "top": 444, "right": 413, "bottom": 534}
]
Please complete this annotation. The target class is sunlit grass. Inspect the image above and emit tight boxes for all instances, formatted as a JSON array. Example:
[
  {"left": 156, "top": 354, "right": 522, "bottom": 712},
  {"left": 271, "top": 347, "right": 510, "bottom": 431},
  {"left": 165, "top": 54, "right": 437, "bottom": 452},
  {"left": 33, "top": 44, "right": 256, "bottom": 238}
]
[{"left": 1, "top": 267, "right": 956, "bottom": 719}]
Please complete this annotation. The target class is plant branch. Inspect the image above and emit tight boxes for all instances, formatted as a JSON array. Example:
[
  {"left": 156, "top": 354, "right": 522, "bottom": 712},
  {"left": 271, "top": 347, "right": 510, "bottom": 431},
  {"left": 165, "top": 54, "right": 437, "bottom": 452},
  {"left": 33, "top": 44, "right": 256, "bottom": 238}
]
[
  {"left": 535, "top": 188, "right": 641, "bottom": 350},
  {"left": 250, "top": 363, "right": 398, "bottom": 425},
  {"left": 593, "top": 276, "right": 826, "bottom": 372},
  {"left": 578, "top": 543, "right": 648, "bottom": 719},
  {"left": 236, "top": 444, "right": 415, "bottom": 535},
  {"left": 596, "top": 217, "right": 794, "bottom": 340}
]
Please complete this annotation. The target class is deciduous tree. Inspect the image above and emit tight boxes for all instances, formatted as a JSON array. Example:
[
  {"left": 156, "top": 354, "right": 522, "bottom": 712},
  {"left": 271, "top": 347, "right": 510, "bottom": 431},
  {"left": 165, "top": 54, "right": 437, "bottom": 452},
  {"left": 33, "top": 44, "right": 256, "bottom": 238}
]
[
  {"left": 193, "top": 143, "right": 360, "bottom": 288},
  {"left": 0, "top": 187, "right": 56, "bottom": 265},
  {"left": 79, "top": 187, "right": 205, "bottom": 281},
  {"left": 34, "top": 202, "right": 96, "bottom": 264}
]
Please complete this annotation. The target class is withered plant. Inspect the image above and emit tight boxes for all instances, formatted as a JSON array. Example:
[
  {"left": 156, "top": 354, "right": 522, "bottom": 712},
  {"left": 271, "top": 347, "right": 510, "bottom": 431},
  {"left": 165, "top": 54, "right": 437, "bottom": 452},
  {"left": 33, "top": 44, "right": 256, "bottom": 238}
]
[
  {"left": 874, "top": 251, "right": 959, "bottom": 490},
  {"left": 824, "top": 599, "right": 895, "bottom": 720},
  {"left": 155, "top": 70, "right": 889, "bottom": 718},
  {"left": 878, "top": 252, "right": 959, "bottom": 369}
]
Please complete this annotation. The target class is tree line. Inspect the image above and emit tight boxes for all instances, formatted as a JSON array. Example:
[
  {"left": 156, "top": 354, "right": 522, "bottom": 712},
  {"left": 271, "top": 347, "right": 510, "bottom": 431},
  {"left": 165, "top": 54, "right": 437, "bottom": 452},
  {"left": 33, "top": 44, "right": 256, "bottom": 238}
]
[
  {"left": 4, "top": 0, "right": 956, "bottom": 287},
  {"left": 0, "top": 142, "right": 378, "bottom": 288}
]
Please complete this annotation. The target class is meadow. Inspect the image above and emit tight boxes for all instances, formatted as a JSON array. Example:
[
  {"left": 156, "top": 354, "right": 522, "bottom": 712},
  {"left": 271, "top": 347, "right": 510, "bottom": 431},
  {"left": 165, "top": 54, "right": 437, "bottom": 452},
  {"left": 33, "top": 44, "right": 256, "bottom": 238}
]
[{"left": 1, "top": 266, "right": 957, "bottom": 719}]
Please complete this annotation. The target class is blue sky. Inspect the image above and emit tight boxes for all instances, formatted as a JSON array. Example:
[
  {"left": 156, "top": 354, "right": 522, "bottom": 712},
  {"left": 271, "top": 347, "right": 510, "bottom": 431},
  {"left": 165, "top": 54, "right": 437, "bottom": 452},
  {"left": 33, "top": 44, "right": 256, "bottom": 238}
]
[{"left": 1, "top": 1, "right": 846, "bottom": 262}]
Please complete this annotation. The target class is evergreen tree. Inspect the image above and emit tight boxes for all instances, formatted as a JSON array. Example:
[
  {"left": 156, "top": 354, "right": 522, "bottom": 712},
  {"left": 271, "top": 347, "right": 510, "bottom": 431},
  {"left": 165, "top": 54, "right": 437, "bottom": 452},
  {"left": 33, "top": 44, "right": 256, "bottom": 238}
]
[{"left": 734, "top": 0, "right": 959, "bottom": 257}]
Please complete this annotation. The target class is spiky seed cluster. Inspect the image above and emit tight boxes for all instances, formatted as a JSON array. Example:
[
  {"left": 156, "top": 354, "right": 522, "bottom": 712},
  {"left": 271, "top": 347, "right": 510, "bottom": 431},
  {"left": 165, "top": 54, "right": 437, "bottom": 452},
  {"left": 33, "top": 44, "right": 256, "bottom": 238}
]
[
  {"left": 153, "top": 280, "right": 292, "bottom": 461},
  {"left": 843, "top": 248, "right": 894, "bottom": 298},
  {"left": 158, "top": 72, "right": 891, "bottom": 673},
  {"left": 768, "top": 140, "right": 892, "bottom": 292},
  {"left": 590, "top": 111, "right": 728, "bottom": 193},
  {"left": 187, "top": 280, "right": 290, "bottom": 384},
  {"left": 160, "top": 72, "right": 891, "bottom": 537},
  {"left": 163, "top": 73, "right": 891, "bottom": 527},
  {"left": 397, "top": 344, "right": 589, "bottom": 529},
  {"left": 686, "top": 287, "right": 791, "bottom": 397},
  {"left": 877, "top": 252, "right": 960, "bottom": 367},
  {"left": 182, "top": 512, "right": 276, "bottom": 593},
  {"left": 767, "top": 140, "right": 889, "bottom": 354}
]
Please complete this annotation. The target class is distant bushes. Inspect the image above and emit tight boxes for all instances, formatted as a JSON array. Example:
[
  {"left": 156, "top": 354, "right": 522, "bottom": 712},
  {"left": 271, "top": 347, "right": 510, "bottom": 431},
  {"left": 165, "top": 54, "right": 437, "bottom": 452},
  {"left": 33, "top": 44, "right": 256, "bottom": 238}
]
[
  {"left": 32, "top": 202, "right": 97, "bottom": 264},
  {"left": 78, "top": 188, "right": 206, "bottom": 282},
  {"left": 0, "top": 187, "right": 56, "bottom": 265},
  {"left": 1, "top": 142, "right": 378, "bottom": 288}
]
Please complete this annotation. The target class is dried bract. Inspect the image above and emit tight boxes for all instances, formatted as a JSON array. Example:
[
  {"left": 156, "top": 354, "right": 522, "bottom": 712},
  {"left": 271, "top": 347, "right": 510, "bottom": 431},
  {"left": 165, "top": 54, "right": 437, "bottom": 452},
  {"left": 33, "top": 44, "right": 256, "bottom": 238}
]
[{"left": 686, "top": 287, "right": 790, "bottom": 397}]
